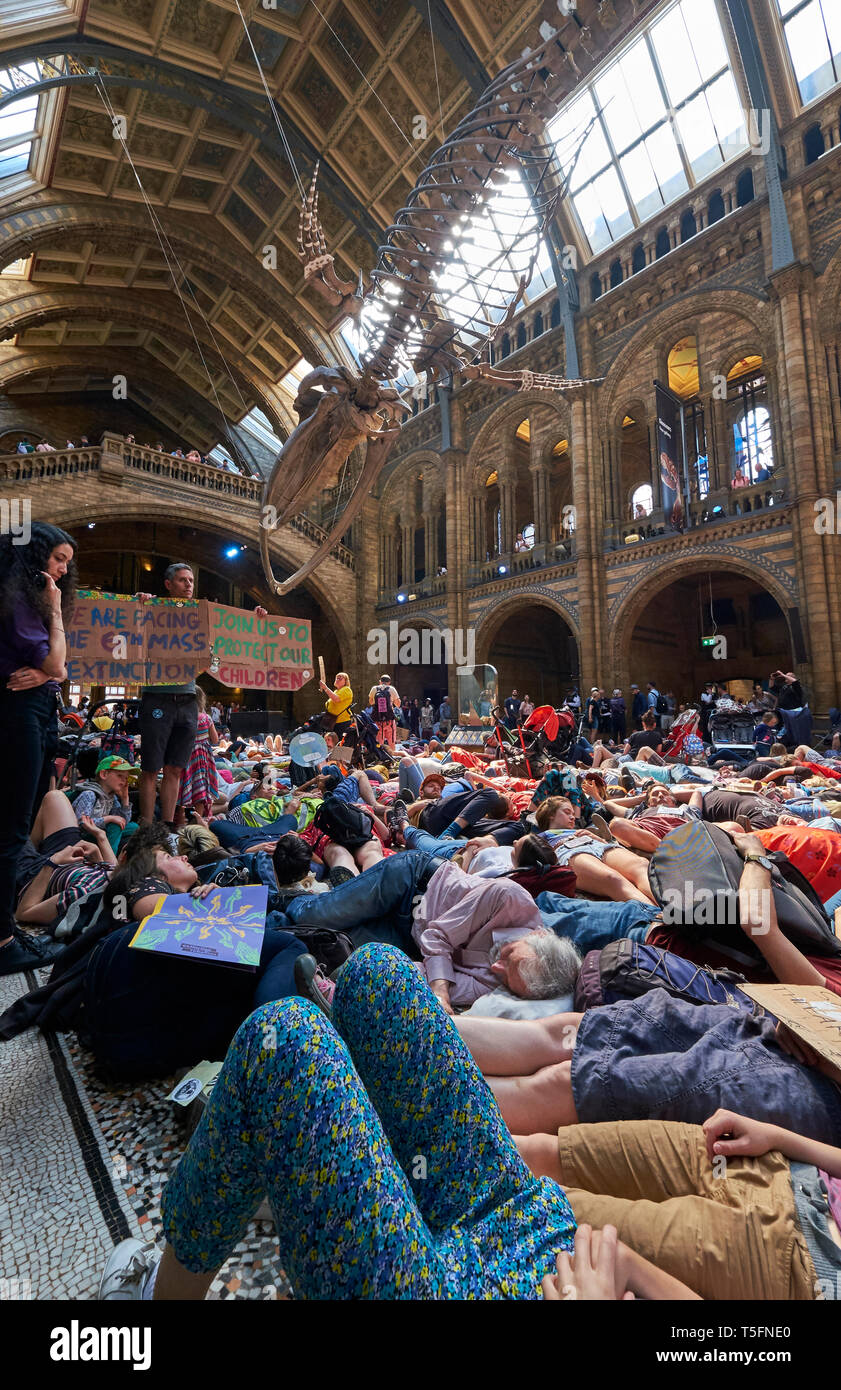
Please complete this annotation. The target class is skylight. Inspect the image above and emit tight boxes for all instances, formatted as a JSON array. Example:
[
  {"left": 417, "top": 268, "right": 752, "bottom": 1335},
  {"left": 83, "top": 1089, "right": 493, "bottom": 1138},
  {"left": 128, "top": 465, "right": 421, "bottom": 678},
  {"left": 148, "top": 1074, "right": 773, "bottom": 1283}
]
[
  {"left": 548, "top": 0, "right": 748, "bottom": 256},
  {"left": 777, "top": 0, "right": 841, "bottom": 105},
  {"left": 0, "top": 66, "right": 39, "bottom": 181}
]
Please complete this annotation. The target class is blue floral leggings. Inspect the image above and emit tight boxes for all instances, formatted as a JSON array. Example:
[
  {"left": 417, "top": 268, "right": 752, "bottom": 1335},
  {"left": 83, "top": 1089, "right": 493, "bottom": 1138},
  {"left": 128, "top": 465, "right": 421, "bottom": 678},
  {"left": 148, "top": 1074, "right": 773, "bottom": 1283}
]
[{"left": 161, "top": 944, "right": 576, "bottom": 1298}]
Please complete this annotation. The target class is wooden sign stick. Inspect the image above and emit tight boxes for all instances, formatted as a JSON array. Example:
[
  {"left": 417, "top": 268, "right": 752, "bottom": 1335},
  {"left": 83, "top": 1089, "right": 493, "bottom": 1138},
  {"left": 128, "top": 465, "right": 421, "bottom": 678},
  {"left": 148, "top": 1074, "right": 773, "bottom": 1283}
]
[{"left": 318, "top": 656, "right": 326, "bottom": 684}]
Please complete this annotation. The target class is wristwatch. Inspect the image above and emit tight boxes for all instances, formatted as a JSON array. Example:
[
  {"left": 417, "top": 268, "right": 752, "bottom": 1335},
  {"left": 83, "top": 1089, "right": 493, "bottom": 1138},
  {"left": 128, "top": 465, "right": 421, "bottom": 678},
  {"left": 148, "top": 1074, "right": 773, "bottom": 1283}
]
[{"left": 742, "top": 852, "right": 775, "bottom": 872}]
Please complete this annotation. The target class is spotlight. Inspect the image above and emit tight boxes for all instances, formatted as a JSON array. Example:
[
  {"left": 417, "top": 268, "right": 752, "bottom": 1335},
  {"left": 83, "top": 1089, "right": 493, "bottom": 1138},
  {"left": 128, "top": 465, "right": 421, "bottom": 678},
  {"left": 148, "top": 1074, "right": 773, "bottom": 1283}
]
[
  {"left": 396, "top": 593, "right": 407, "bottom": 603},
  {"left": 498, "top": 565, "right": 508, "bottom": 575},
  {"left": 224, "top": 545, "right": 239, "bottom": 558},
  {"left": 87, "top": 522, "right": 96, "bottom": 529}
]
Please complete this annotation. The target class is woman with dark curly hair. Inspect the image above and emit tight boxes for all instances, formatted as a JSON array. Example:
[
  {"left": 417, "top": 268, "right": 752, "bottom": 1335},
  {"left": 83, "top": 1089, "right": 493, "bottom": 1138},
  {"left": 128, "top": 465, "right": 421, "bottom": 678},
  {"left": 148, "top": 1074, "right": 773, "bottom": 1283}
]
[{"left": 0, "top": 521, "right": 77, "bottom": 975}]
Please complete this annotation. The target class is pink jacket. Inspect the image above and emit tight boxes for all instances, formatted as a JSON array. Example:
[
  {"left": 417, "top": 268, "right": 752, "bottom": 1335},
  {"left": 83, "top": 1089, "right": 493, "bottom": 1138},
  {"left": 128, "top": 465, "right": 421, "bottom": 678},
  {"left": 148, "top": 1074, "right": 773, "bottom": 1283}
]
[{"left": 411, "top": 860, "right": 544, "bottom": 1007}]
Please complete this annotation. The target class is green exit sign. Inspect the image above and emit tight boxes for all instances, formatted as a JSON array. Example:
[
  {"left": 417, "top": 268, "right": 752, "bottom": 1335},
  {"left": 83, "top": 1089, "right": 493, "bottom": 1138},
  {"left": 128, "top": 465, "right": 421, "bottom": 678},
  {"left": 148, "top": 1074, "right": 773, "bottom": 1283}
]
[{"left": 701, "top": 636, "right": 717, "bottom": 648}]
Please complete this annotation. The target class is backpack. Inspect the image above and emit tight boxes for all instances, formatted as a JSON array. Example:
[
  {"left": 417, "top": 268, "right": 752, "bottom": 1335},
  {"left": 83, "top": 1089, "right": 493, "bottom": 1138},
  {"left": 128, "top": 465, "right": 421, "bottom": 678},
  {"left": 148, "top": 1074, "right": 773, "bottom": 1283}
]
[
  {"left": 655, "top": 692, "right": 668, "bottom": 715},
  {"left": 374, "top": 688, "right": 393, "bottom": 720},
  {"left": 573, "top": 939, "right": 767, "bottom": 1016},
  {"left": 313, "top": 798, "right": 372, "bottom": 849},
  {"left": 287, "top": 925, "right": 354, "bottom": 975},
  {"left": 648, "top": 820, "right": 841, "bottom": 961}
]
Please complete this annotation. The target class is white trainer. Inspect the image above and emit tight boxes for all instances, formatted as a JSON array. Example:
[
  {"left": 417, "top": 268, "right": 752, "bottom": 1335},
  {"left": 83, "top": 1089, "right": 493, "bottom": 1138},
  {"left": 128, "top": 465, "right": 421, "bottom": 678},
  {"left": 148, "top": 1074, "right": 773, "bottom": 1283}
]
[{"left": 98, "top": 1238, "right": 160, "bottom": 1300}]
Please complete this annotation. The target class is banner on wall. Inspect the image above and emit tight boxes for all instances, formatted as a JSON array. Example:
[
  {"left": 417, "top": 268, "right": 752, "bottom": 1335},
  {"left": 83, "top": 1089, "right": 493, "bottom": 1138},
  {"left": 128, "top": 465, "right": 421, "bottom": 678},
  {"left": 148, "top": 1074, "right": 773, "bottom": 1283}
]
[
  {"left": 67, "top": 592, "right": 312, "bottom": 690},
  {"left": 654, "top": 381, "right": 686, "bottom": 533}
]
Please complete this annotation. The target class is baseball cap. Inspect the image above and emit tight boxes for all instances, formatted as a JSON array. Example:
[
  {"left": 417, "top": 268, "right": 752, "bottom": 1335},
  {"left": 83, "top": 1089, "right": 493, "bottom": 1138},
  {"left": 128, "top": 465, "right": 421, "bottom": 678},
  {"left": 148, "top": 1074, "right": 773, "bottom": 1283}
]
[{"left": 96, "top": 755, "right": 133, "bottom": 774}]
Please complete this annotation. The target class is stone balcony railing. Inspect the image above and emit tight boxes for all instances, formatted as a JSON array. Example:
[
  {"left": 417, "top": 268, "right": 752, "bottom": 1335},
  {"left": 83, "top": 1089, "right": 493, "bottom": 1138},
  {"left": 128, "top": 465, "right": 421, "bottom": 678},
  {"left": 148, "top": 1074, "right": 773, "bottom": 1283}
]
[
  {"left": 0, "top": 436, "right": 356, "bottom": 570},
  {"left": 606, "top": 476, "right": 788, "bottom": 549}
]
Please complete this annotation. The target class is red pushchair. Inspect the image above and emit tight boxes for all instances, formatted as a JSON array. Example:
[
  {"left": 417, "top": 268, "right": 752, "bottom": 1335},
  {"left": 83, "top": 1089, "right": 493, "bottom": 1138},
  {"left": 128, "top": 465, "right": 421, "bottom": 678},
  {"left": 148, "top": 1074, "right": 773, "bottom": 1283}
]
[
  {"left": 523, "top": 705, "right": 577, "bottom": 760},
  {"left": 663, "top": 708, "right": 702, "bottom": 760}
]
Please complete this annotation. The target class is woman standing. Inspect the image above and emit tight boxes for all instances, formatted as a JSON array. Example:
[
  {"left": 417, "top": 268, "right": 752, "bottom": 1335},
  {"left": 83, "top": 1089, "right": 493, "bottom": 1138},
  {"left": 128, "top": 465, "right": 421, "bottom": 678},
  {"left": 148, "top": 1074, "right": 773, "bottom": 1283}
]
[
  {"left": 178, "top": 688, "right": 220, "bottom": 820},
  {"left": 319, "top": 670, "right": 354, "bottom": 735},
  {"left": 0, "top": 522, "right": 76, "bottom": 975}
]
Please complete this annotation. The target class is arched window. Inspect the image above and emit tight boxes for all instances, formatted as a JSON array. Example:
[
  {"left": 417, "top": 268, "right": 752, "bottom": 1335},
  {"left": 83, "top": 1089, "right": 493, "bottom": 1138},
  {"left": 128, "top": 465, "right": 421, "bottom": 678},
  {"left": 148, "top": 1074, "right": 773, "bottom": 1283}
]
[
  {"left": 632, "top": 242, "right": 646, "bottom": 274},
  {"left": 707, "top": 189, "right": 725, "bottom": 224},
  {"left": 516, "top": 321, "right": 527, "bottom": 350},
  {"left": 550, "top": 299, "right": 561, "bottom": 328},
  {"left": 736, "top": 169, "right": 754, "bottom": 207},
  {"left": 655, "top": 227, "right": 671, "bottom": 259},
  {"left": 631, "top": 483, "right": 653, "bottom": 519},
  {"left": 609, "top": 257, "right": 623, "bottom": 288},
  {"left": 667, "top": 337, "right": 700, "bottom": 400},
  {"left": 500, "top": 334, "right": 510, "bottom": 359},
  {"left": 590, "top": 271, "right": 602, "bottom": 302},
  {"left": 533, "top": 310, "right": 544, "bottom": 337},
  {"left": 727, "top": 357, "right": 774, "bottom": 486},
  {"left": 803, "top": 123, "right": 825, "bottom": 166},
  {"left": 680, "top": 209, "right": 697, "bottom": 242},
  {"left": 668, "top": 336, "right": 708, "bottom": 501}
]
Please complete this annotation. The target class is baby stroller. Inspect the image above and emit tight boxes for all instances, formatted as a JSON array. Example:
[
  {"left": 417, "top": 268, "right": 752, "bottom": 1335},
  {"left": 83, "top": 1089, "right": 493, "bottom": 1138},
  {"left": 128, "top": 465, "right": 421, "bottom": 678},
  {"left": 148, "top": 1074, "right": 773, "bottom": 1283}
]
[
  {"left": 523, "top": 705, "right": 577, "bottom": 763},
  {"left": 57, "top": 697, "right": 140, "bottom": 791},
  {"left": 663, "top": 708, "right": 702, "bottom": 761},
  {"left": 707, "top": 704, "right": 757, "bottom": 767}
]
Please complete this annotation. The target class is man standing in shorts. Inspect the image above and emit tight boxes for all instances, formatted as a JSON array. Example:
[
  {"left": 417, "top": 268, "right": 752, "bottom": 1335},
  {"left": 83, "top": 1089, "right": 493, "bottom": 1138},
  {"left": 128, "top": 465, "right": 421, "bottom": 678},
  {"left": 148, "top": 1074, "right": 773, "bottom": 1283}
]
[
  {"left": 135, "top": 562, "right": 265, "bottom": 825},
  {"left": 368, "top": 673, "right": 400, "bottom": 750}
]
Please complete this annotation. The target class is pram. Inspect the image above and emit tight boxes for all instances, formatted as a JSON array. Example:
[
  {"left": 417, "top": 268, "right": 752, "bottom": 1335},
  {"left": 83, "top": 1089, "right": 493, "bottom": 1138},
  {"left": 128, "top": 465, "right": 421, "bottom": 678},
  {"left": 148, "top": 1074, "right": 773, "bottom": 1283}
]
[
  {"left": 489, "top": 704, "right": 576, "bottom": 778},
  {"left": 663, "top": 708, "right": 703, "bottom": 760},
  {"left": 57, "top": 697, "right": 140, "bottom": 791},
  {"left": 707, "top": 705, "right": 757, "bottom": 767}
]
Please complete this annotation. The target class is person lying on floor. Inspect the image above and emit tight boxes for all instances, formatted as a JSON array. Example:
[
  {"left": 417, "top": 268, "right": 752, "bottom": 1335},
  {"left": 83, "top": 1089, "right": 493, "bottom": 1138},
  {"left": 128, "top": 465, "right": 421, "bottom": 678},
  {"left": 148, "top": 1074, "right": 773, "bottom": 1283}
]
[
  {"left": 99, "top": 944, "right": 695, "bottom": 1302},
  {"left": 587, "top": 783, "right": 746, "bottom": 853},
  {"left": 453, "top": 986, "right": 841, "bottom": 1146},
  {"left": 15, "top": 788, "right": 118, "bottom": 928},
  {"left": 517, "top": 1108, "right": 841, "bottom": 1301}
]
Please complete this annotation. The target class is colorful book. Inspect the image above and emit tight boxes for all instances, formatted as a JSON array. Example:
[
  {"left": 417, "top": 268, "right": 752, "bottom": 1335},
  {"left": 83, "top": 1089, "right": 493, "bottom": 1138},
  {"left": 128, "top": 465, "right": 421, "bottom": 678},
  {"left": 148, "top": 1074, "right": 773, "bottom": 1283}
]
[{"left": 129, "top": 885, "right": 268, "bottom": 970}]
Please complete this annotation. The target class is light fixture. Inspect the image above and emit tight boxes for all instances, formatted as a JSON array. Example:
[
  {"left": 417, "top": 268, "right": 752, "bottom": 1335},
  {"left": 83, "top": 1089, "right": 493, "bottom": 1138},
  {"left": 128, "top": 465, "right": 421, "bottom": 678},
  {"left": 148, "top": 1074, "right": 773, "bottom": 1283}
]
[
  {"left": 396, "top": 593, "right": 407, "bottom": 603},
  {"left": 224, "top": 545, "right": 239, "bottom": 558},
  {"left": 87, "top": 522, "right": 96, "bottom": 529},
  {"left": 498, "top": 565, "right": 507, "bottom": 575},
  {"left": 407, "top": 592, "right": 417, "bottom": 601}
]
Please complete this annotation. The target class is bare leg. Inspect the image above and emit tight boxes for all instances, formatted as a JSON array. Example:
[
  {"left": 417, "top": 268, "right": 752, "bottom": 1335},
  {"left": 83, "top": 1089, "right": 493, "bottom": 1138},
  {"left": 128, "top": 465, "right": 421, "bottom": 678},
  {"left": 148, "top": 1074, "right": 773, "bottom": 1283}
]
[
  {"left": 29, "top": 788, "right": 79, "bottom": 847},
  {"left": 608, "top": 820, "right": 660, "bottom": 854},
  {"left": 602, "top": 847, "right": 657, "bottom": 903},
  {"left": 139, "top": 770, "right": 158, "bottom": 823},
  {"left": 454, "top": 1011, "right": 581, "bottom": 1077},
  {"left": 159, "top": 766, "right": 183, "bottom": 823},
  {"left": 566, "top": 853, "right": 652, "bottom": 904},
  {"left": 354, "top": 840, "right": 384, "bottom": 872},
  {"left": 487, "top": 1060, "right": 578, "bottom": 1134},
  {"left": 515, "top": 1132, "right": 564, "bottom": 1181},
  {"left": 323, "top": 843, "right": 357, "bottom": 876},
  {"left": 153, "top": 1244, "right": 216, "bottom": 1301}
]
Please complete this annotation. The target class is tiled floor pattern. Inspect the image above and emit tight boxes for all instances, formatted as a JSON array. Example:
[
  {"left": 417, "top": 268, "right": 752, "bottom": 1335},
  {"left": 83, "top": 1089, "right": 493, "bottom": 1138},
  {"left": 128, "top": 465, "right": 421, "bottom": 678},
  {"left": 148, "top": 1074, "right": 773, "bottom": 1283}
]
[{"left": 0, "top": 969, "right": 290, "bottom": 1301}]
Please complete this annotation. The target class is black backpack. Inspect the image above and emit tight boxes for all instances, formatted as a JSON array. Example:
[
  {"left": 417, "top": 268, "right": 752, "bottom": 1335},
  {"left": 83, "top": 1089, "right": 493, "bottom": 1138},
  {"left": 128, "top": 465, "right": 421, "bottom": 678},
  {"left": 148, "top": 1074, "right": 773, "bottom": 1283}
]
[
  {"left": 648, "top": 820, "right": 841, "bottom": 962},
  {"left": 655, "top": 692, "right": 668, "bottom": 715},
  {"left": 374, "top": 687, "right": 393, "bottom": 720},
  {"left": 313, "top": 798, "right": 372, "bottom": 849}
]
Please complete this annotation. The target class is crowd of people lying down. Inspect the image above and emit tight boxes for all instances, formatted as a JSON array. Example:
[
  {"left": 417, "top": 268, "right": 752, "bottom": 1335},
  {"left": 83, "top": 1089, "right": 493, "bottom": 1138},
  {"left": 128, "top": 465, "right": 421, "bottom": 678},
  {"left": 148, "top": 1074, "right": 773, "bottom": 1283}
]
[{"left": 5, "top": 703, "right": 841, "bottom": 1302}]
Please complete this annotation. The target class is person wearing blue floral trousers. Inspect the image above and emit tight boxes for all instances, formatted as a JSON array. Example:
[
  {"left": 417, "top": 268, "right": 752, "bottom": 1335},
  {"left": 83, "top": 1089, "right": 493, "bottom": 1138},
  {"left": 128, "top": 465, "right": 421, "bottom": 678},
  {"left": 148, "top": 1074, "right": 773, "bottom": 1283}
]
[{"left": 102, "top": 944, "right": 577, "bottom": 1300}]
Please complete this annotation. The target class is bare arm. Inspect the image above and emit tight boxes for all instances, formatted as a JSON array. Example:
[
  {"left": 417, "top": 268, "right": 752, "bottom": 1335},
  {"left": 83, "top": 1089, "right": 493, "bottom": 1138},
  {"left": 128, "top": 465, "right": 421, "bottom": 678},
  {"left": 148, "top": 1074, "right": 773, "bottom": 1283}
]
[{"left": 738, "top": 850, "right": 827, "bottom": 989}]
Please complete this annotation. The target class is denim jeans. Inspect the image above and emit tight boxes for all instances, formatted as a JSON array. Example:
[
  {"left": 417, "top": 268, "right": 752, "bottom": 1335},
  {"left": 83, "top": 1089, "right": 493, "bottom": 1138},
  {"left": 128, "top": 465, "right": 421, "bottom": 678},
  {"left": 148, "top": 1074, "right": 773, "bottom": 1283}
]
[
  {"left": 279, "top": 850, "right": 435, "bottom": 954},
  {"left": 536, "top": 892, "right": 660, "bottom": 953},
  {"left": 403, "top": 825, "right": 465, "bottom": 859},
  {"left": 213, "top": 813, "right": 297, "bottom": 851},
  {"left": 0, "top": 684, "right": 58, "bottom": 938}
]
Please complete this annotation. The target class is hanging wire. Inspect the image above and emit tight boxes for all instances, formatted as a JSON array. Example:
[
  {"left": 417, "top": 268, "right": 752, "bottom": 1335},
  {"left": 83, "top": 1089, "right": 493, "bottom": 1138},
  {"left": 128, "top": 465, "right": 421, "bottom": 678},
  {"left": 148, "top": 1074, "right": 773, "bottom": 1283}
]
[
  {"left": 427, "top": 0, "right": 445, "bottom": 142},
  {"left": 232, "top": 0, "right": 307, "bottom": 199},
  {"left": 307, "top": 0, "right": 417, "bottom": 153},
  {"left": 93, "top": 74, "right": 257, "bottom": 469}
]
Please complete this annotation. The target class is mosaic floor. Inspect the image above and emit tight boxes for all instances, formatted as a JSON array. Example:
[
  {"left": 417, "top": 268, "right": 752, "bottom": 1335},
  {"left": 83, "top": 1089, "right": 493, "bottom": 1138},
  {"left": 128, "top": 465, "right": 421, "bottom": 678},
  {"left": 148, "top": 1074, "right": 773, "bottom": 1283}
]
[{"left": 0, "top": 968, "right": 290, "bottom": 1301}]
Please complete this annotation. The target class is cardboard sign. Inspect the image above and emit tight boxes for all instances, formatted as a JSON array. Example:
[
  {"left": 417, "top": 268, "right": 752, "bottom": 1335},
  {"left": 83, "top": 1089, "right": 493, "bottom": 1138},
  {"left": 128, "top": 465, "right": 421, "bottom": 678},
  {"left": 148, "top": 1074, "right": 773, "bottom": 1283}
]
[
  {"left": 66, "top": 592, "right": 207, "bottom": 686},
  {"left": 67, "top": 591, "right": 313, "bottom": 690},
  {"left": 206, "top": 602, "right": 312, "bottom": 690},
  {"left": 741, "top": 983, "right": 841, "bottom": 1082}
]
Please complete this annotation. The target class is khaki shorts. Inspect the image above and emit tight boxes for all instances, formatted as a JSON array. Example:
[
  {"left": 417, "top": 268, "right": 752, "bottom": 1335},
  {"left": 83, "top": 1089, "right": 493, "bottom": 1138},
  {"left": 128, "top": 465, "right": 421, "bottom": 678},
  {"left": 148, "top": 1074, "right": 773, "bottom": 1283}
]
[{"left": 558, "top": 1120, "right": 818, "bottom": 1300}]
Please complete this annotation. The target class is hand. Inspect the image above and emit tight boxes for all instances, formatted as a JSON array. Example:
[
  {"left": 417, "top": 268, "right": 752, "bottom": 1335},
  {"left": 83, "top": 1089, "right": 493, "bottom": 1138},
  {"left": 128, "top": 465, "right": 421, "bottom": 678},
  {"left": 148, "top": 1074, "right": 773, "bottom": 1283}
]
[
  {"left": 6, "top": 667, "right": 50, "bottom": 691},
  {"left": 318, "top": 680, "right": 329, "bottom": 692},
  {"left": 190, "top": 883, "right": 216, "bottom": 900},
  {"left": 50, "top": 842, "right": 91, "bottom": 865},
  {"left": 134, "top": 592, "right": 154, "bottom": 602},
  {"left": 774, "top": 1021, "right": 821, "bottom": 1068},
  {"left": 702, "top": 1109, "right": 780, "bottom": 1163},
  {"left": 542, "top": 1226, "right": 634, "bottom": 1302},
  {"left": 79, "top": 814, "right": 108, "bottom": 838},
  {"left": 730, "top": 830, "right": 765, "bottom": 858},
  {"left": 778, "top": 814, "right": 807, "bottom": 827},
  {"left": 103, "top": 815, "right": 127, "bottom": 829},
  {"left": 431, "top": 980, "right": 454, "bottom": 1015},
  {"left": 42, "top": 571, "right": 62, "bottom": 611},
  {"left": 254, "top": 605, "right": 268, "bottom": 618}
]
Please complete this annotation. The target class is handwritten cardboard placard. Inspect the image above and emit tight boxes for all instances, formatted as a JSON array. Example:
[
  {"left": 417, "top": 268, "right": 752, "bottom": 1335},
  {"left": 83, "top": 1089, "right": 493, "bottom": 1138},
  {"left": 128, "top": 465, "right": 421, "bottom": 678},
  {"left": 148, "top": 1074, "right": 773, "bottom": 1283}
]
[
  {"left": 206, "top": 602, "right": 312, "bottom": 691},
  {"left": 67, "top": 592, "right": 313, "bottom": 689},
  {"left": 741, "top": 983, "right": 841, "bottom": 1082},
  {"left": 67, "top": 592, "right": 207, "bottom": 687}
]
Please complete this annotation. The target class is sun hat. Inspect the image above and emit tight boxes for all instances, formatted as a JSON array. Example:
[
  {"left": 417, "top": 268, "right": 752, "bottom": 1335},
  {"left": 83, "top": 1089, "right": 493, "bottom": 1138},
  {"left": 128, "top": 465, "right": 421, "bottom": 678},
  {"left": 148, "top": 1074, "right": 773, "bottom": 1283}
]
[{"left": 96, "top": 755, "right": 133, "bottom": 773}]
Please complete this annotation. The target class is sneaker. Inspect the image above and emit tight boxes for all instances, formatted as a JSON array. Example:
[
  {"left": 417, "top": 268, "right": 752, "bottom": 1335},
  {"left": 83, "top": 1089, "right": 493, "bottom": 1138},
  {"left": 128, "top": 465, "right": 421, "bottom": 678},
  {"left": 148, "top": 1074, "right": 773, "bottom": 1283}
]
[
  {"left": 294, "top": 953, "right": 335, "bottom": 1017},
  {"left": 0, "top": 931, "right": 63, "bottom": 977},
  {"left": 327, "top": 865, "right": 355, "bottom": 889},
  {"left": 99, "top": 1239, "right": 160, "bottom": 1300},
  {"left": 386, "top": 798, "right": 408, "bottom": 831},
  {"left": 589, "top": 813, "right": 614, "bottom": 843},
  {"left": 620, "top": 769, "right": 636, "bottom": 793}
]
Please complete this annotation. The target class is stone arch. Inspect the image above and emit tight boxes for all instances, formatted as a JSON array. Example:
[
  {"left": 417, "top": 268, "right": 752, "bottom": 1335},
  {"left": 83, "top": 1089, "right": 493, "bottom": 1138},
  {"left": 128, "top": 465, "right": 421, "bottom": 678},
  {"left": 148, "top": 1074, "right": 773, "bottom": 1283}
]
[
  {"left": 467, "top": 391, "right": 572, "bottom": 490},
  {"left": 474, "top": 589, "right": 580, "bottom": 659},
  {"left": 815, "top": 239, "right": 841, "bottom": 339},
  {"left": 600, "top": 289, "right": 773, "bottom": 419},
  {"left": 609, "top": 548, "right": 799, "bottom": 685},
  {"left": 474, "top": 591, "right": 580, "bottom": 703}
]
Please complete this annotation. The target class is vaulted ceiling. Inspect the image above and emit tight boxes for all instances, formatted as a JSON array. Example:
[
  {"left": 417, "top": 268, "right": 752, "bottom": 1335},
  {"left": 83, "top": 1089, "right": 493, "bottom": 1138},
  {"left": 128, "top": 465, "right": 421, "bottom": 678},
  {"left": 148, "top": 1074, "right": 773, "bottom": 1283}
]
[{"left": 0, "top": 0, "right": 659, "bottom": 450}]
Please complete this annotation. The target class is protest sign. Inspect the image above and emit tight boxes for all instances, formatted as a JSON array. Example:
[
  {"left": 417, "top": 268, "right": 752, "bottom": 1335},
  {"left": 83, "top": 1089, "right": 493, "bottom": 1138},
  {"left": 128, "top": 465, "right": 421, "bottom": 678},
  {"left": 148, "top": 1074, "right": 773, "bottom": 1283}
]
[
  {"left": 742, "top": 983, "right": 841, "bottom": 1082},
  {"left": 66, "top": 592, "right": 207, "bottom": 687},
  {"left": 206, "top": 602, "right": 312, "bottom": 690},
  {"left": 66, "top": 592, "right": 313, "bottom": 690},
  {"left": 130, "top": 885, "right": 268, "bottom": 970}
]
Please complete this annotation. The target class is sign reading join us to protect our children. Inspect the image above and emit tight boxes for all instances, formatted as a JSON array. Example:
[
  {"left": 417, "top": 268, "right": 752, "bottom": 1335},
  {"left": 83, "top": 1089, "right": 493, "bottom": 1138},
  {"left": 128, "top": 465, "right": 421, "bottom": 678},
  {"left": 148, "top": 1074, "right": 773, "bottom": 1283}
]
[{"left": 66, "top": 592, "right": 312, "bottom": 689}]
